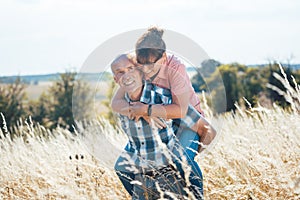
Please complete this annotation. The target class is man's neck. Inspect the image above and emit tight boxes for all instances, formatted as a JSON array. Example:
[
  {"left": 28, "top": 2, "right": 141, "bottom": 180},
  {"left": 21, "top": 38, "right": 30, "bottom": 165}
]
[{"left": 128, "top": 86, "right": 143, "bottom": 101}]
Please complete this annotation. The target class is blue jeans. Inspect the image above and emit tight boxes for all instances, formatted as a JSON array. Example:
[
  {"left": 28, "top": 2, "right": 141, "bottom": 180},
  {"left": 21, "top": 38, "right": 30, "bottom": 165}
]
[
  {"left": 114, "top": 128, "right": 203, "bottom": 197},
  {"left": 173, "top": 128, "right": 203, "bottom": 197}
]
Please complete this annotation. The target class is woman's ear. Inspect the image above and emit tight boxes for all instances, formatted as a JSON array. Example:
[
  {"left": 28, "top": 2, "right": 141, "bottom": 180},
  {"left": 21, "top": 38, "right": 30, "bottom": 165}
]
[{"left": 160, "top": 52, "right": 167, "bottom": 63}]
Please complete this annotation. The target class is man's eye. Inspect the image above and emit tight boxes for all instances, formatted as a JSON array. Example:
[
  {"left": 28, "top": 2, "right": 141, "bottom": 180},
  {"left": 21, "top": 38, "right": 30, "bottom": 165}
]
[{"left": 115, "top": 72, "right": 123, "bottom": 78}]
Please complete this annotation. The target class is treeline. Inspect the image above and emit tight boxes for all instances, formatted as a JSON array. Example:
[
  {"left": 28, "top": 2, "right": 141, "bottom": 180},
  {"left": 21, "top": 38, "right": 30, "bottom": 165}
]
[
  {"left": 191, "top": 60, "right": 300, "bottom": 113},
  {"left": 0, "top": 72, "right": 93, "bottom": 136},
  {"left": 1, "top": 61, "right": 299, "bottom": 134}
]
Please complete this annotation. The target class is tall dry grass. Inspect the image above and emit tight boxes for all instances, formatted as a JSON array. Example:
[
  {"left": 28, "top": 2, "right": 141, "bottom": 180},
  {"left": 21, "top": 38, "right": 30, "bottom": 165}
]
[
  {"left": 0, "top": 119, "right": 130, "bottom": 200},
  {"left": 0, "top": 66, "right": 299, "bottom": 199},
  {"left": 199, "top": 105, "right": 299, "bottom": 199}
]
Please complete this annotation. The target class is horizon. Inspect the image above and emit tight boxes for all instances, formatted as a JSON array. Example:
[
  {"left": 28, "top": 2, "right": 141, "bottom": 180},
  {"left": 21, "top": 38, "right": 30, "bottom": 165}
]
[{"left": 1, "top": 62, "right": 300, "bottom": 78}]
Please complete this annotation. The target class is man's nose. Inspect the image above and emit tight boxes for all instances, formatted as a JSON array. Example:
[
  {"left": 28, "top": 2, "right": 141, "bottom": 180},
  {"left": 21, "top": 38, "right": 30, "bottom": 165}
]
[{"left": 122, "top": 71, "right": 132, "bottom": 79}]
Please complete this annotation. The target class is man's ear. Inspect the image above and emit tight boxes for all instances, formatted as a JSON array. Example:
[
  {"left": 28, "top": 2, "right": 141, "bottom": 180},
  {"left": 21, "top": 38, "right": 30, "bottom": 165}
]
[{"left": 113, "top": 76, "right": 118, "bottom": 83}]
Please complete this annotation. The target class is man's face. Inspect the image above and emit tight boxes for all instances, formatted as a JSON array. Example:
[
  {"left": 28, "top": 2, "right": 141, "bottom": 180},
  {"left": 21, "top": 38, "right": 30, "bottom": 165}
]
[{"left": 112, "top": 58, "right": 143, "bottom": 93}]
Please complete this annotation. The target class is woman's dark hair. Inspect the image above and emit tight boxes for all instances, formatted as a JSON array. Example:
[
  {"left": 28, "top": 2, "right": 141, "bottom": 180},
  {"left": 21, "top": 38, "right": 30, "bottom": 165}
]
[{"left": 135, "top": 26, "right": 166, "bottom": 64}]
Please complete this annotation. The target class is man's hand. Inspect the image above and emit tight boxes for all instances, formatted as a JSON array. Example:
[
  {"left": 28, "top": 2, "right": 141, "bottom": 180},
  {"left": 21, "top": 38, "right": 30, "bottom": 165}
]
[
  {"left": 147, "top": 116, "right": 167, "bottom": 129},
  {"left": 191, "top": 118, "right": 217, "bottom": 152},
  {"left": 133, "top": 115, "right": 167, "bottom": 129}
]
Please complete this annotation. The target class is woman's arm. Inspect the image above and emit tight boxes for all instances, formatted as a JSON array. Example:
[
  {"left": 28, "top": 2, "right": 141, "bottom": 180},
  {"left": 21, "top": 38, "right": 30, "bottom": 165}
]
[
  {"left": 129, "top": 91, "right": 189, "bottom": 119},
  {"left": 130, "top": 61, "right": 191, "bottom": 119},
  {"left": 111, "top": 87, "right": 167, "bottom": 128}
]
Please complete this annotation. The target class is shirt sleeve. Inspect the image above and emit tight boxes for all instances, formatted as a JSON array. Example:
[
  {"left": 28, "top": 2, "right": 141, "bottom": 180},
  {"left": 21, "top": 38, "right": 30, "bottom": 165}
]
[{"left": 168, "top": 60, "right": 191, "bottom": 97}]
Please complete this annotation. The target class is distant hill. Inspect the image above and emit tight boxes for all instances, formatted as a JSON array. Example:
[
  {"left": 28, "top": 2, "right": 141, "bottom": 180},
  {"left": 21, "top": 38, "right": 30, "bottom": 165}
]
[
  {"left": 0, "top": 72, "right": 112, "bottom": 84},
  {"left": 246, "top": 63, "right": 300, "bottom": 70},
  {"left": 187, "top": 62, "right": 300, "bottom": 71}
]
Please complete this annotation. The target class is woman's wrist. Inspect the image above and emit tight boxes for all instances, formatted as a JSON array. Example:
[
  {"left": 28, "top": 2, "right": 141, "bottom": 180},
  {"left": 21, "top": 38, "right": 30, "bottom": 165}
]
[
  {"left": 138, "top": 103, "right": 149, "bottom": 116},
  {"left": 147, "top": 104, "right": 152, "bottom": 116}
]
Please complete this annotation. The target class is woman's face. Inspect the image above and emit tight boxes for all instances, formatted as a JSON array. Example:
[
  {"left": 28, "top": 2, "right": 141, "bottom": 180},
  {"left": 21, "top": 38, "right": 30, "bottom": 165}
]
[{"left": 139, "top": 53, "right": 166, "bottom": 80}]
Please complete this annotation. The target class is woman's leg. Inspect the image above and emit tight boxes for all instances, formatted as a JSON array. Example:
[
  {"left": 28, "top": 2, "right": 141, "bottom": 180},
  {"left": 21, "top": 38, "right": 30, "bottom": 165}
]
[{"left": 173, "top": 128, "right": 204, "bottom": 198}]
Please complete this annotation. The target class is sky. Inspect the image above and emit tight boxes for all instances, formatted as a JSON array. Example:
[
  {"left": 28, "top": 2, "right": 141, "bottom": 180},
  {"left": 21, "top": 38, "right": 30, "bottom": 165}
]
[{"left": 0, "top": 0, "right": 300, "bottom": 76}]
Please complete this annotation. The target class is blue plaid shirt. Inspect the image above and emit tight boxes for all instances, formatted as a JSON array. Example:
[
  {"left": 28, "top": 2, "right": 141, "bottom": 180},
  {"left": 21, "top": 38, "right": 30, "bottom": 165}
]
[{"left": 119, "top": 81, "right": 202, "bottom": 171}]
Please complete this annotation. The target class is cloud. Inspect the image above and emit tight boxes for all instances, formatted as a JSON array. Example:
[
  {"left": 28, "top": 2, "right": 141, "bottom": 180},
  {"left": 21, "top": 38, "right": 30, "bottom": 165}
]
[
  {"left": 0, "top": 0, "right": 300, "bottom": 75},
  {"left": 14, "top": 0, "right": 41, "bottom": 4}
]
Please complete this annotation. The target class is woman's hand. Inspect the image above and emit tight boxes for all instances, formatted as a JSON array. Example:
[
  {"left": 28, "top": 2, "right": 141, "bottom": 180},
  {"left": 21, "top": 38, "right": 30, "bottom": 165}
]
[{"left": 129, "top": 102, "right": 148, "bottom": 117}]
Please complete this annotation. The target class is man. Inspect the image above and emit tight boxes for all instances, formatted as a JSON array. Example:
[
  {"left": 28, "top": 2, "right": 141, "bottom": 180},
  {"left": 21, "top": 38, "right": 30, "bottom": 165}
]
[{"left": 111, "top": 54, "right": 216, "bottom": 199}]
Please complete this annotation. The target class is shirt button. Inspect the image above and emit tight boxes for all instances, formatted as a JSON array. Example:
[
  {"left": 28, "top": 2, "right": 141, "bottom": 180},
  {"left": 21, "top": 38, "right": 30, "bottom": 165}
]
[{"left": 141, "top": 142, "right": 144, "bottom": 145}]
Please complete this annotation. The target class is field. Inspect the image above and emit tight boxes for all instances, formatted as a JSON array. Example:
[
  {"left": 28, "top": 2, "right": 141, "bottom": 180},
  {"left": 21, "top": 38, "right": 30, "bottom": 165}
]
[
  {"left": 24, "top": 80, "right": 111, "bottom": 114},
  {"left": 0, "top": 104, "right": 299, "bottom": 199},
  {"left": 0, "top": 69, "right": 299, "bottom": 199},
  {"left": 24, "top": 81, "right": 54, "bottom": 100}
]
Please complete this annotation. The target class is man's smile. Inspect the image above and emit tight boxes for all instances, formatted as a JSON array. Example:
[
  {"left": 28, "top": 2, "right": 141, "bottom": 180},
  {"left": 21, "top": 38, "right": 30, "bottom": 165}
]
[{"left": 122, "top": 77, "right": 135, "bottom": 86}]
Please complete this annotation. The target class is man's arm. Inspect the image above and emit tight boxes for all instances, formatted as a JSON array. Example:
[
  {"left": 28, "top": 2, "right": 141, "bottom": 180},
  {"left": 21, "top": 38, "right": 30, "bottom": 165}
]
[{"left": 111, "top": 87, "right": 131, "bottom": 116}]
